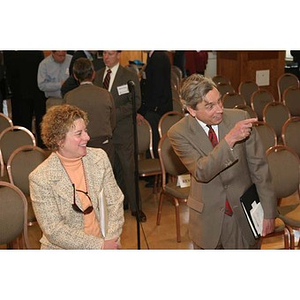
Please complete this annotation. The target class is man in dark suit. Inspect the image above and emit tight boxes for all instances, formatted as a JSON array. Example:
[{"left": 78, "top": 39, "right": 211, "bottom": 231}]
[
  {"left": 137, "top": 51, "right": 173, "bottom": 158},
  {"left": 64, "top": 58, "right": 116, "bottom": 165},
  {"left": 168, "top": 74, "right": 277, "bottom": 249},
  {"left": 94, "top": 51, "right": 146, "bottom": 222},
  {"left": 3, "top": 51, "right": 46, "bottom": 147}
]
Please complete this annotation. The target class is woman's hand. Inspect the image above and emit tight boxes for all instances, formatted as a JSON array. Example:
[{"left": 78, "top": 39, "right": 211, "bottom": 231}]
[{"left": 103, "top": 237, "right": 121, "bottom": 249}]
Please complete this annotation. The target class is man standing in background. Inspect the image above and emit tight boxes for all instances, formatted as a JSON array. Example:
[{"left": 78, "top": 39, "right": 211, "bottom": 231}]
[
  {"left": 3, "top": 51, "right": 46, "bottom": 147},
  {"left": 94, "top": 51, "right": 146, "bottom": 222},
  {"left": 38, "top": 51, "right": 72, "bottom": 99},
  {"left": 64, "top": 57, "right": 116, "bottom": 165},
  {"left": 137, "top": 51, "right": 173, "bottom": 158}
]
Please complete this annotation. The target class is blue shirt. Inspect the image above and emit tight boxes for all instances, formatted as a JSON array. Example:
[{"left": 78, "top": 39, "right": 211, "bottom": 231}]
[{"left": 37, "top": 53, "right": 72, "bottom": 98}]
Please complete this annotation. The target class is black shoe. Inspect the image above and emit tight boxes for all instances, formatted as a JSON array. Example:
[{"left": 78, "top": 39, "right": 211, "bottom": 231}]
[{"left": 131, "top": 210, "right": 147, "bottom": 222}]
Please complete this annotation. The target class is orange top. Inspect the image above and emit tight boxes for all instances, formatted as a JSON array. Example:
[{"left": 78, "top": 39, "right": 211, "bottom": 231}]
[{"left": 56, "top": 152, "right": 102, "bottom": 238}]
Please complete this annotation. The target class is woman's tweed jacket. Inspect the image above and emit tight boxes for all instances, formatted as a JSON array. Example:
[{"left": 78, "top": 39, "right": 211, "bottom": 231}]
[{"left": 29, "top": 147, "right": 124, "bottom": 249}]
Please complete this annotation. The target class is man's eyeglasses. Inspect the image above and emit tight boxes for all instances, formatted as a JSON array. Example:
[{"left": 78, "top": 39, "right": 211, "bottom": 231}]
[{"left": 72, "top": 184, "right": 94, "bottom": 215}]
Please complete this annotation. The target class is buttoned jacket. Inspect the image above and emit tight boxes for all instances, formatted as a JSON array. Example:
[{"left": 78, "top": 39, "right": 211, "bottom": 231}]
[
  {"left": 168, "top": 109, "right": 277, "bottom": 248},
  {"left": 94, "top": 65, "right": 141, "bottom": 144},
  {"left": 29, "top": 148, "right": 124, "bottom": 249}
]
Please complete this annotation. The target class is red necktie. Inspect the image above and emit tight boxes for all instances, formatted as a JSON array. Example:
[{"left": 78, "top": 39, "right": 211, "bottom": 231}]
[
  {"left": 206, "top": 125, "right": 233, "bottom": 216},
  {"left": 103, "top": 69, "right": 111, "bottom": 90}
]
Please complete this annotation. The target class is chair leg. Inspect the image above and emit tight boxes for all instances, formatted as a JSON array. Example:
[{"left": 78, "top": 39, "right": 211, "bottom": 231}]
[
  {"left": 153, "top": 175, "right": 158, "bottom": 194},
  {"left": 283, "top": 227, "right": 290, "bottom": 249},
  {"left": 156, "top": 192, "right": 164, "bottom": 225},
  {"left": 287, "top": 226, "right": 295, "bottom": 249},
  {"left": 156, "top": 174, "right": 162, "bottom": 194},
  {"left": 174, "top": 198, "right": 181, "bottom": 243}
]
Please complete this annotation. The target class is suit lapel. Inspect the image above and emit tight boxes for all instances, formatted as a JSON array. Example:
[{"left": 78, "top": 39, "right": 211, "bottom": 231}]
[
  {"left": 111, "top": 65, "right": 123, "bottom": 93},
  {"left": 96, "top": 69, "right": 105, "bottom": 88},
  {"left": 81, "top": 153, "right": 102, "bottom": 209},
  {"left": 187, "top": 116, "right": 214, "bottom": 155},
  {"left": 47, "top": 153, "right": 74, "bottom": 206},
  {"left": 219, "top": 110, "right": 234, "bottom": 141}
]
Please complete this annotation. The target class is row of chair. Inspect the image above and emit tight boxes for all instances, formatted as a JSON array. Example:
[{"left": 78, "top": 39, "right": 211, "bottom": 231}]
[
  {"left": 0, "top": 141, "right": 48, "bottom": 249},
  {"left": 254, "top": 116, "right": 300, "bottom": 158},
  {"left": 223, "top": 91, "right": 297, "bottom": 148},
  {"left": 220, "top": 83, "right": 299, "bottom": 117},
  {"left": 213, "top": 72, "right": 300, "bottom": 103},
  {"left": 0, "top": 113, "right": 49, "bottom": 249},
  {"left": 172, "top": 73, "right": 300, "bottom": 132}
]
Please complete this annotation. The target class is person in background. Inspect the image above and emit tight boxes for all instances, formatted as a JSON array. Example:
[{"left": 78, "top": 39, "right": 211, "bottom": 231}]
[
  {"left": 29, "top": 104, "right": 124, "bottom": 249},
  {"left": 2, "top": 51, "right": 46, "bottom": 147},
  {"left": 137, "top": 51, "right": 173, "bottom": 158},
  {"left": 185, "top": 51, "right": 208, "bottom": 76},
  {"left": 290, "top": 50, "right": 300, "bottom": 79},
  {"left": 94, "top": 51, "right": 146, "bottom": 222},
  {"left": 37, "top": 51, "right": 72, "bottom": 99},
  {"left": 137, "top": 51, "right": 173, "bottom": 189},
  {"left": 64, "top": 57, "right": 116, "bottom": 165},
  {"left": 2, "top": 51, "right": 22, "bottom": 124},
  {"left": 168, "top": 74, "right": 277, "bottom": 249},
  {"left": 173, "top": 51, "right": 186, "bottom": 78},
  {"left": 61, "top": 51, "right": 105, "bottom": 97}
]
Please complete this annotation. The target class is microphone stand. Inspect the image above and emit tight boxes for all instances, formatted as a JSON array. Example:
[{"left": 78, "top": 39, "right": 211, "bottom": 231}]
[{"left": 128, "top": 80, "right": 141, "bottom": 249}]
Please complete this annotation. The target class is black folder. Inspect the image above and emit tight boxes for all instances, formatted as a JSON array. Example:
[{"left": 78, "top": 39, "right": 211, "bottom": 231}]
[{"left": 240, "top": 184, "right": 262, "bottom": 239}]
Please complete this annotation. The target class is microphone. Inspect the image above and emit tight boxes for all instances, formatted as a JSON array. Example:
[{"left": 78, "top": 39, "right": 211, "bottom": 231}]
[{"left": 127, "top": 80, "right": 135, "bottom": 93}]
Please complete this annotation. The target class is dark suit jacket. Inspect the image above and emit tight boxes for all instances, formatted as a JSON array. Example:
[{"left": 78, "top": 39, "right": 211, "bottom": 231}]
[
  {"left": 138, "top": 51, "right": 172, "bottom": 116},
  {"left": 168, "top": 109, "right": 278, "bottom": 249},
  {"left": 94, "top": 65, "right": 141, "bottom": 144}
]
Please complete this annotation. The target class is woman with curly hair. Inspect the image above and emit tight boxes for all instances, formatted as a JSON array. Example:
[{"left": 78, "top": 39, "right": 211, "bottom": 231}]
[{"left": 29, "top": 104, "right": 124, "bottom": 249}]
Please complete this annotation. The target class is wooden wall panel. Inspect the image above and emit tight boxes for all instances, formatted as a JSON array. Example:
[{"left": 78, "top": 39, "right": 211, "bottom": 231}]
[
  {"left": 217, "top": 51, "right": 285, "bottom": 100},
  {"left": 119, "top": 51, "right": 146, "bottom": 66}
]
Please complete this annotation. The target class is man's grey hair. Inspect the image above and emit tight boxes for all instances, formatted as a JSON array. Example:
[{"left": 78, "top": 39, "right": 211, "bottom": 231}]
[{"left": 180, "top": 74, "right": 217, "bottom": 110}]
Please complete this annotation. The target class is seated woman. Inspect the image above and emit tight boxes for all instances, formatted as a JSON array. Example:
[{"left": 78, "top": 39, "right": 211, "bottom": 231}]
[{"left": 29, "top": 104, "right": 124, "bottom": 249}]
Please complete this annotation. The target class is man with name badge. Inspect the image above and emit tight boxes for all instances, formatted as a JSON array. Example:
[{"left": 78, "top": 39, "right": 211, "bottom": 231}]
[{"left": 94, "top": 51, "right": 146, "bottom": 222}]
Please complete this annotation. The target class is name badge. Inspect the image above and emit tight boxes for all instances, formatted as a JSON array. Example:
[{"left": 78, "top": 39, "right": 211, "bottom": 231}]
[
  {"left": 142, "top": 71, "right": 146, "bottom": 80},
  {"left": 117, "top": 84, "right": 129, "bottom": 95},
  {"left": 177, "top": 174, "right": 191, "bottom": 188}
]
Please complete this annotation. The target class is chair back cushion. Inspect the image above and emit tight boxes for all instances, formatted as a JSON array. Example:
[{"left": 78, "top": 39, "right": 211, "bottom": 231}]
[
  {"left": 282, "top": 117, "right": 300, "bottom": 157},
  {"left": 0, "top": 183, "right": 26, "bottom": 244},
  {"left": 8, "top": 146, "right": 47, "bottom": 195},
  {"left": 266, "top": 146, "right": 300, "bottom": 199},
  {"left": 159, "top": 135, "right": 188, "bottom": 176},
  {"left": 254, "top": 122, "right": 277, "bottom": 152},
  {"left": 263, "top": 102, "right": 290, "bottom": 138},
  {"left": 238, "top": 81, "right": 259, "bottom": 106},
  {"left": 282, "top": 86, "right": 300, "bottom": 116},
  {"left": 222, "top": 92, "right": 246, "bottom": 108},
  {"left": 251, "top": 89, "right": 274, "bottom": 121},
  {"left": 0, "top": 127, "right": 35, "bottom": 163}
]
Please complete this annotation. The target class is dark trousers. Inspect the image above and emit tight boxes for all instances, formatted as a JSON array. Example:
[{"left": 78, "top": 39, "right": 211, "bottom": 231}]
[
  {"left": 19, "top": 96, "right": 46, "bottom": 147},
  {"left": 113, "top": 140, "right": 141, "bottom": 212}
]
